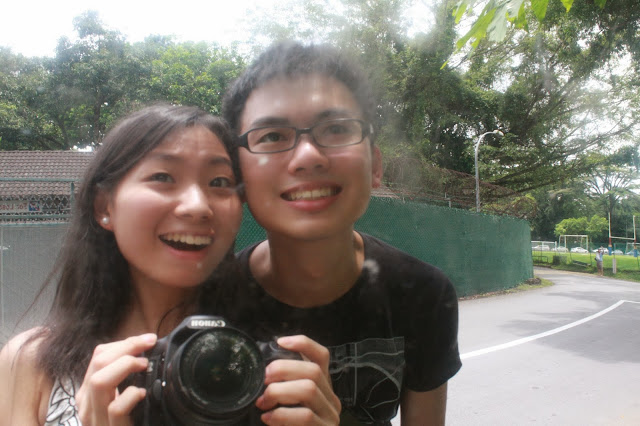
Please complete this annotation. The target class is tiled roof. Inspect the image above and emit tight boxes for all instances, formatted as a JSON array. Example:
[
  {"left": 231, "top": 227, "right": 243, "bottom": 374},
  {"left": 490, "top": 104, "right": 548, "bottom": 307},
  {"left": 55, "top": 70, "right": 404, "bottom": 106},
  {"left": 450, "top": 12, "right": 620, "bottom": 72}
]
[
  {"left": 0, "top": 151, "right": 94, "bottom": 179},
  {"left": 0, "top": 151, "right": 94, "bottom": 197},
  {"left": 0, "top": 150, "right": 400, "bottom": 199}
]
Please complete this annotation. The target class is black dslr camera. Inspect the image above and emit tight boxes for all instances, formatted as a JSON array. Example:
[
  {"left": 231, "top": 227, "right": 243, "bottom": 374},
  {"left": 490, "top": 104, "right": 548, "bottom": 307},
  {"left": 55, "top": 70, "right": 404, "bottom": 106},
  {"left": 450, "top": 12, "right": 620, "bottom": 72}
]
[{"left": 122, "top": 315, "right": 301, "bottom": 425}]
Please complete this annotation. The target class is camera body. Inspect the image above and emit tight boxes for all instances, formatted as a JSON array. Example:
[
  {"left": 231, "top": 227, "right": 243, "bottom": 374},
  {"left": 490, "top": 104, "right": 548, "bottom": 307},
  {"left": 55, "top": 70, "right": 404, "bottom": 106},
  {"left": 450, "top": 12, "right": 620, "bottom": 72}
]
[{"left": 123, "top": 315, "right": 301, "bottom": 425}]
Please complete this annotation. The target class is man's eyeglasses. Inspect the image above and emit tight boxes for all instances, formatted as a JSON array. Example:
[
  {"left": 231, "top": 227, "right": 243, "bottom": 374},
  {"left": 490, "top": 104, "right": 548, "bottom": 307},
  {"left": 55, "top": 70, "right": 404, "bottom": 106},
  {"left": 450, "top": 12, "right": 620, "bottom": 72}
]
[{"left": 238, "top": 118, "right": 373, "bottom": 154}]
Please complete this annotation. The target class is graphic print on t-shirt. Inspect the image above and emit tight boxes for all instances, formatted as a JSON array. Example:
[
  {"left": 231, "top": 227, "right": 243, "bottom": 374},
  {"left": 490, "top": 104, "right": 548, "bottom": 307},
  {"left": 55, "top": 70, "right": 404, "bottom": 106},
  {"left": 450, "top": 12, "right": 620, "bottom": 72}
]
[{"left": 328, "top": 336, "right": 405, "bottom": 423}]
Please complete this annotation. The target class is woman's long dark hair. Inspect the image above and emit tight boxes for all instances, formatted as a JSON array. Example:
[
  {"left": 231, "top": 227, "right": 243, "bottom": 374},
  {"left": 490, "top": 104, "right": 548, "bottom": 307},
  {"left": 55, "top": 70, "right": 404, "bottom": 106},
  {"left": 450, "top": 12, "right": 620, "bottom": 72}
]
[{"left": 32, "top": 104, "right": 243, "bottom": 383}]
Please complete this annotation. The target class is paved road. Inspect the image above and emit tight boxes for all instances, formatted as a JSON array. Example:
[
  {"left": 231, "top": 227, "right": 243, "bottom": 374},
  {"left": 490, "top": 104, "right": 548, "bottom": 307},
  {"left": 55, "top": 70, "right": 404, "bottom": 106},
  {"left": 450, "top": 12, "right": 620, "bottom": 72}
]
[{"left": 445, "top": 267, "right": 640, "bottom": 425}]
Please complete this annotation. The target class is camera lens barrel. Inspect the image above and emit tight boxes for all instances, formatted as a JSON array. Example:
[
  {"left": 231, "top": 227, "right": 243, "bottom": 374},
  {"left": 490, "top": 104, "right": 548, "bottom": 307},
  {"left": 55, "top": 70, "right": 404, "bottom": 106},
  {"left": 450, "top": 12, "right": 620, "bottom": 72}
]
[
  {"left": 166, "top": 327, "right": 266, "bottom": 421},
  {"left": 127, "top": 316, "right": 301, "bottom": 426}
]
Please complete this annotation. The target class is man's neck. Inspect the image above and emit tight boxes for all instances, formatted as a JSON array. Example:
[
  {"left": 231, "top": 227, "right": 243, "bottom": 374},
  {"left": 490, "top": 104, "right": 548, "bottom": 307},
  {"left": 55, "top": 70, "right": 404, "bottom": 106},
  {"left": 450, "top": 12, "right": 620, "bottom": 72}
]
[{"left": 250, "top": 231, "right": 365, "bottom": 308}]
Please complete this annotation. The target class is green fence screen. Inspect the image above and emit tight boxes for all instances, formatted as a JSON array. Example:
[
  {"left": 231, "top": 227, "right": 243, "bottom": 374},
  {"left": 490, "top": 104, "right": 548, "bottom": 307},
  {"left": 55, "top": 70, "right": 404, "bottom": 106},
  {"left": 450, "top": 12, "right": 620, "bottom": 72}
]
[
  {"left": 1, "top": 195, "right": 533, "bottom": 343},
  {"left": 236, "top": 197, "right": 533, "bottom": 297}
]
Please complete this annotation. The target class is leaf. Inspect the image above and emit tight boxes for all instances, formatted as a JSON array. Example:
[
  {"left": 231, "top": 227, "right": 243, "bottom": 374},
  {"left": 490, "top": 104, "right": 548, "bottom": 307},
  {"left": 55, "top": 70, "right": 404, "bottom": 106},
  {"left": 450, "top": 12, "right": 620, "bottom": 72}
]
[
  {"left": 593, "top": 0, "right": 607, "bottom": 9},
  {"left": 455, "top": 6, "right": 497, "bottom": 50},
  {"left": 487, "top": 3, "right": 510, "bottom": 42},
  {"left": 452, "top": 2, "right": 469, "bottom": 24},
  {"left": 512, "top": 2, "right": 528, "bottom": 29},
  {"left": 560, "top": 0, "right": 574, "bottom": 12},
  {"left": 531, "top": 0, "right": 550, "bottom": 20},
  {"left": 504, "top": 0, "right": 526, "bottom": 27}
]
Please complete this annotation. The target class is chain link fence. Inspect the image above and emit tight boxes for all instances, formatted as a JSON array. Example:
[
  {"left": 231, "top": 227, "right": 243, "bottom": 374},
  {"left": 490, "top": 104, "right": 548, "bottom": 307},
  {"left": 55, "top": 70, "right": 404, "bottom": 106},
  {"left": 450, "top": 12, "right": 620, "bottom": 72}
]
[
  {"left": 0, "top": 178, "right": 76, "bottom": 223},
  {"left": 383, "top": 157, "right": 537, "bottom": 219}
]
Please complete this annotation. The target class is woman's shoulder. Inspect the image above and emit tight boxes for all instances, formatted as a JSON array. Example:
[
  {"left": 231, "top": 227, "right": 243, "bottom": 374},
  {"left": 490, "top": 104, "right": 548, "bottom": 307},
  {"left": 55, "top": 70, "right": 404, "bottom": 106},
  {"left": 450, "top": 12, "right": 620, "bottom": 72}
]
[
  {"left": 1, "top": 327, "right": 43, "bottom": 369},
  {"left": 0, "top": 328, "right": 53, "bottom": 425}
]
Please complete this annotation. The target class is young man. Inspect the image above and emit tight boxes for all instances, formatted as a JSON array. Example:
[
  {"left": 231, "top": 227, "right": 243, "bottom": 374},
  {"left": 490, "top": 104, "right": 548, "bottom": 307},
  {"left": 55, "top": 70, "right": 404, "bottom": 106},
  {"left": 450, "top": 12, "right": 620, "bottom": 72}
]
[{"left": 223, "top": 42, "right": 461, "bottom": 425}]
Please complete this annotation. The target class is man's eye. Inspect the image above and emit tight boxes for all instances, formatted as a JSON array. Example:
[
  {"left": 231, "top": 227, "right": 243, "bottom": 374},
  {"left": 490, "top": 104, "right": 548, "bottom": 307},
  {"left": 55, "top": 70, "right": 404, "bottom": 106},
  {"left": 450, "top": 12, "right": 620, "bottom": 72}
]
[
  {"left": 211, "top": 177, "right": 233, "bottom": 188},
  {"left": 256, "top": 130, "right": 288, "bottom": 144},
  {"left": 150, "top": 173, "right": 174, "bottom": 183},
  {"left": 326, "top": 124, "right": 350, "bottom": 134}
]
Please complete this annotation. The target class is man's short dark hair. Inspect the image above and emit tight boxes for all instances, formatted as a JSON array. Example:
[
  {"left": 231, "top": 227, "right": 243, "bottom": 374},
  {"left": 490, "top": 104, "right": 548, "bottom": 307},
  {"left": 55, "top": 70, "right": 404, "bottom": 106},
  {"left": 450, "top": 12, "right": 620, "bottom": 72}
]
[{"left": 222, "top": 41, "right": 377, "bottom": 142}]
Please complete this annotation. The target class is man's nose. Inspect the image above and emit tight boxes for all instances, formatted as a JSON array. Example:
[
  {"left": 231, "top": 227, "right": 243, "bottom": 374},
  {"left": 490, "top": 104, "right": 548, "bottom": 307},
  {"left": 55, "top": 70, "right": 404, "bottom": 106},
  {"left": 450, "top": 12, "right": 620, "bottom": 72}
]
[{"left": 287, "top": 133, "right": 330, "bottom": 174}]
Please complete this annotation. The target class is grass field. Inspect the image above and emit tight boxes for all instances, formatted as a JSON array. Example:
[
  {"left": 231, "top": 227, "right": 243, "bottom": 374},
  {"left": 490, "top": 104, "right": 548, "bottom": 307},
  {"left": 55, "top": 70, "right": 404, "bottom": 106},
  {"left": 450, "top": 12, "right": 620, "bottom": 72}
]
[{"left": 532, "top": 250, "right": 640, "bottom": 283}]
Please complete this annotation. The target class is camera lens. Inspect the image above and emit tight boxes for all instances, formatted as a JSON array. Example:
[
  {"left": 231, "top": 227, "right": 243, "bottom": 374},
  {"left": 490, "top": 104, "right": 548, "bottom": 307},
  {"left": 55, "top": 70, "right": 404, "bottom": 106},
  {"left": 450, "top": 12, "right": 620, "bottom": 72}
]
[{"left": 174, "top": 328, "right": 264, "bottom": 417}]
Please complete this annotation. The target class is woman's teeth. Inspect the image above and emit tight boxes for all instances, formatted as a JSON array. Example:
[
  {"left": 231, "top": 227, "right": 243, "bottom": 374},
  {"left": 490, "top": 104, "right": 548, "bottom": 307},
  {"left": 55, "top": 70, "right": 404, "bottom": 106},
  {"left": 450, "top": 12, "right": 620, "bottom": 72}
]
[{"left": 161, "top": 233, "right": 212, "bottom": 250}]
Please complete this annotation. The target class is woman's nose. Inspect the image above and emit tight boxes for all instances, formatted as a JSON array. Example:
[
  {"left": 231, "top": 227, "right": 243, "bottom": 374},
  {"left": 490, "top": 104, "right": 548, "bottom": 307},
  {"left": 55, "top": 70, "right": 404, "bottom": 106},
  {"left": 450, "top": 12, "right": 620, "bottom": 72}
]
[{"left": 175, "top": 185, "right": 213, "bottom": 220}]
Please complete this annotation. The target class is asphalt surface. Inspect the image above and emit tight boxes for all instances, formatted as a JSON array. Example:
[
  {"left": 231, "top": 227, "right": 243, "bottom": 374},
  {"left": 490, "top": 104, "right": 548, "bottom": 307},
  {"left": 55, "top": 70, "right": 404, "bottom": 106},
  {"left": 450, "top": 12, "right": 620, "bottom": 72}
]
[{"left": 445, "top": 267, "right": 640, "bottom": 425}]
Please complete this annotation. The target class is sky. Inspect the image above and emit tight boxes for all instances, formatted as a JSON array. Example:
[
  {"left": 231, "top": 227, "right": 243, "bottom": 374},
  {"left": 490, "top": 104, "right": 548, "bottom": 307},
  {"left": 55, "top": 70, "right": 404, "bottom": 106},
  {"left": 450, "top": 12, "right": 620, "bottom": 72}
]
[
  {"left": 0, "top": 0, "right": 276, "bottom": 57},
  {"left": 1, "top": 0, "right": 435, "bottom": 58}
]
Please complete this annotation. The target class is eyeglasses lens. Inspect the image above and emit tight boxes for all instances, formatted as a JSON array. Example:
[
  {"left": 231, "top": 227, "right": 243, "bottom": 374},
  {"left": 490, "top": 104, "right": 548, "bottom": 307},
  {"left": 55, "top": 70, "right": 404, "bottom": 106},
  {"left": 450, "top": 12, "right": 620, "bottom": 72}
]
[{"left": 246, "top": 119, "right": 365, "bottom": 153}]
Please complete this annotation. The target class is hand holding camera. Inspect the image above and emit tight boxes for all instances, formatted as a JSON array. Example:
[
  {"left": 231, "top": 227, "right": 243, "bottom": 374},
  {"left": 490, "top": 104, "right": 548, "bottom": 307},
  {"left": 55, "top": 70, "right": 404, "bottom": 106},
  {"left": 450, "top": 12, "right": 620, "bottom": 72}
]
[{"left": 121, "top": 315, "right": 301, "bottom": 425}]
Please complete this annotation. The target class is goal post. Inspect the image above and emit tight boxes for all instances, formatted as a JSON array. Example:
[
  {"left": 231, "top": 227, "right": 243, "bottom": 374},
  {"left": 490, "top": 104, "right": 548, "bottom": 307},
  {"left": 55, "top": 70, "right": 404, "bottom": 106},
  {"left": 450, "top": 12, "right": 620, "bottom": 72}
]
[
  {"left": 624, "top": 242, "right": 639, "bottom": 256},
  {"left": 558, "top": 235, "right": 588, "bottom": 252},
  {"left": 531, "top": 240, "right": 555, "bottom": 251},
  {"left": 607, "top": 213, "right": 638, "bottom": 253}
]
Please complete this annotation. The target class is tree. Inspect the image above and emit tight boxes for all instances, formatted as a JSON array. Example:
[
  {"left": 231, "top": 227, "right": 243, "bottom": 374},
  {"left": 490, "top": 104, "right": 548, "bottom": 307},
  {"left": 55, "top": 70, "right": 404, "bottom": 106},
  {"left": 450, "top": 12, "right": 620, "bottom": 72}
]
[
  {"left": 586, "top": 214, "right": 609, "bottom": 242},
  {"left": 0, "top": 12, "right": 245, "bottom": 150},
  {"left": 44, "top": 11, "right": 145, "bottom": 147},
  {"left": 146, "top": 42, "right": 245, "bottom": 114},
  {"left": 463, "top": 0, "right": 640, "bottom": 193},
  {"left": 554, "top": 216, "right": 588, "bottom": 236},
  {"left": 554, "top": 215, "right": 607, "bottom": 242},
  {"left": 555, "top": 215, "right": 609, "bottom": 241},
  {"left": 451, "top": 0, "right": 608, "bottom": 55},
  {"left": 584, "top": 149, "right": 640, "bottom": 233},
  {"left": 530, "top": 184, "right": 594, "bottom": 240},
  {"left": 0, "top": 48, "right": 67, "bottom": 150}
]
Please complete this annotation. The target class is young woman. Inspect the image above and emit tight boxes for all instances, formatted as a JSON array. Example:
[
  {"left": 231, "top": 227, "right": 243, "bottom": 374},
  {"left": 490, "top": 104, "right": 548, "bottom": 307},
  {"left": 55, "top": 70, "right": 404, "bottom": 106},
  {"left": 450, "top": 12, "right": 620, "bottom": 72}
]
[
  {"left": 0, "top": 104, "right": 339, "bottom": 426},
  {"left": 223, "top": 42, "right": 462, "bottom": 425}
]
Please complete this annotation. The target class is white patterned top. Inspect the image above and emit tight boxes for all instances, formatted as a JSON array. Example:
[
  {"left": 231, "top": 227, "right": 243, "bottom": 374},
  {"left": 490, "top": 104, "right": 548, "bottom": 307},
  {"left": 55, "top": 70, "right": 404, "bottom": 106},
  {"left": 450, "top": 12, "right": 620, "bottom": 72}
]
[{"left": 45, "top": 377, "right": 81, "bottom": 426}]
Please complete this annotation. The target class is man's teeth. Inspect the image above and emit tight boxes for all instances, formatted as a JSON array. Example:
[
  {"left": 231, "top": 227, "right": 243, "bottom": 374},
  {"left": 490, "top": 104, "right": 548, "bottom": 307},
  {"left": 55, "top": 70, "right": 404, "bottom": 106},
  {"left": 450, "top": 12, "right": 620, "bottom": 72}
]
[
  {"left": 163, "top": 233, "right": 211, "bottom": 245},
  {"left": 287, "top": 188, "right": 336, "bottom": 201}
]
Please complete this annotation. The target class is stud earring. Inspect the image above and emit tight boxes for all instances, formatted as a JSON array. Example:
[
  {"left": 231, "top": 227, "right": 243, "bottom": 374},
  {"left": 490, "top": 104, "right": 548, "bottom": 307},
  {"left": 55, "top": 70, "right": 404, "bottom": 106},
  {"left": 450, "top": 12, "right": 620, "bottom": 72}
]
[{"left": 101, "top": 216, "right": 110, "bottom": 225}]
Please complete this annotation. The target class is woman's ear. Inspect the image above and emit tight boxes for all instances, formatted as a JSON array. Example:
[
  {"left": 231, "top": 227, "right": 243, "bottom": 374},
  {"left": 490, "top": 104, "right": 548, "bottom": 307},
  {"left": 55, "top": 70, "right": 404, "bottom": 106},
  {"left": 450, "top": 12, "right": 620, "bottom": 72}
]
[
  {"left": 94, "top": 190, "right": 113, "bottom": 231},
  {"left": 371, "top": 145, "right": 383, "bottom": 189}
]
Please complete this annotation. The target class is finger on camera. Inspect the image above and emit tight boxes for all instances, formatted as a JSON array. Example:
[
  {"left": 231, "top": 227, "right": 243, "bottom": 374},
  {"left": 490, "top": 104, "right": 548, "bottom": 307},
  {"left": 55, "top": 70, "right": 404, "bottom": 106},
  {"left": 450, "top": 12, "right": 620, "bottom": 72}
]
[
  {"left": 107, "top": 386, "right": 146, "bottom": 420},
  {"left": 265, "top": 358, "right": 337, "bottom": 409},
  {"left": 261, "top": 406, "right": 328, "bottom": 426},
  {"left": 259, "top": 379, "right": 332, "bottom": 413},
  {"left": 88, "top": 354, "right": 148, "bottom": 391},
  {"left": 277, "top": 335, "right": 330, "bottom": 369},
  {"left": 265, "top": 358, "right": 324, "bottom": 384},
  {"left": 89, "top": 334, "right": 157, "bottom": 370}
]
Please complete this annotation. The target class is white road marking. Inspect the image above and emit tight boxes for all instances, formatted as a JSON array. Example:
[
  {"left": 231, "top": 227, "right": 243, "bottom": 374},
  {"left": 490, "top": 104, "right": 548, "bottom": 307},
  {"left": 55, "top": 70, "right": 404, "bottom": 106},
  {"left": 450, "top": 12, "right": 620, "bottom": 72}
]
[{"left": 461, "top": 300, "right": 639, "bottom": 360}]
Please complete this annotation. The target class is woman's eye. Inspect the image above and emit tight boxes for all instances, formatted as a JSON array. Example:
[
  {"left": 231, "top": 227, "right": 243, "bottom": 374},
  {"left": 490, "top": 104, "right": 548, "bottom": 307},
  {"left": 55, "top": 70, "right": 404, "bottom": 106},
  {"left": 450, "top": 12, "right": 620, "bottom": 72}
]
[
  {"left": 150, "top": 173, "right": 174, "bottom": 183},
  {"left": 211, "top": 177, "right": 233, "bottom": 188}
]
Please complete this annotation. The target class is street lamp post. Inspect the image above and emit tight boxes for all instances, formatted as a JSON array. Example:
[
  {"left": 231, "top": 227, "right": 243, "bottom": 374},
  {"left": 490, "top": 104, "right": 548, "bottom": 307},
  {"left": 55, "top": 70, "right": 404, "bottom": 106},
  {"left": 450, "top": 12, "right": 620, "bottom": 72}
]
[{"left": 474, "top": 130, "right": 502, "bottom": 213}]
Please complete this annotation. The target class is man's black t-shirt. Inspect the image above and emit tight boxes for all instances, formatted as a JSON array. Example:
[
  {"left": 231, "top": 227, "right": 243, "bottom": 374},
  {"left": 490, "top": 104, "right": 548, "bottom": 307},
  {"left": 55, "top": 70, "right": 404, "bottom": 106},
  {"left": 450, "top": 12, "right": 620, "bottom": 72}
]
[{"left": 233, "top": 233, "right": 462, "bottom": 425}]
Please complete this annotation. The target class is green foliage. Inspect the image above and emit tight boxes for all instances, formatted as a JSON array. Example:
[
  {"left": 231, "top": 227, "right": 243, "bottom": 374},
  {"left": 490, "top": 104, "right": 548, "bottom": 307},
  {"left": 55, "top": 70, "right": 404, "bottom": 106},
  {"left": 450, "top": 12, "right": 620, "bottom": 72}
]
[
  {"left": 0, "top": 13, "right": 245, "bottom": 150},
  {"left": 452, "top": 0, "right": 602, "bottom": 55},
  {"left": 147, "top": 43, "right": 245, "bottom": 114},
  {"left": 586, "top": 215, "right": 609, "bottom": 241},
  {"left": 554, "top": 214, "right": 608, "bottom": 241},
  {"left": 554, "top": 216, "right": 588, "bottom": 236},
  {"left": 1, "top": 1, "right": 638, "bottom": 249}
]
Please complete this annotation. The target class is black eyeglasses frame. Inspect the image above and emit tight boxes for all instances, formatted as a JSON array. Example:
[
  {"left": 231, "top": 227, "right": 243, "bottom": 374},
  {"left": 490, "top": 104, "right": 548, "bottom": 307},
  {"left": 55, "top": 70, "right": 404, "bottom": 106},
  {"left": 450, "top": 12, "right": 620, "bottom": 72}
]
[{"left": 237, "top": 118, "right": 374, "bottom": 154}]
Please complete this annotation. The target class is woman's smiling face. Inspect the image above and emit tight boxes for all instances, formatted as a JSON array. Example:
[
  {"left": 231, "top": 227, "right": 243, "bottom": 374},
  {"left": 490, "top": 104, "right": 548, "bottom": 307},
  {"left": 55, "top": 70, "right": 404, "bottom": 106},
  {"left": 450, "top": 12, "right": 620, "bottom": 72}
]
[{"left": 98, "top": 125, "right": 242, "bottom": 290}]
